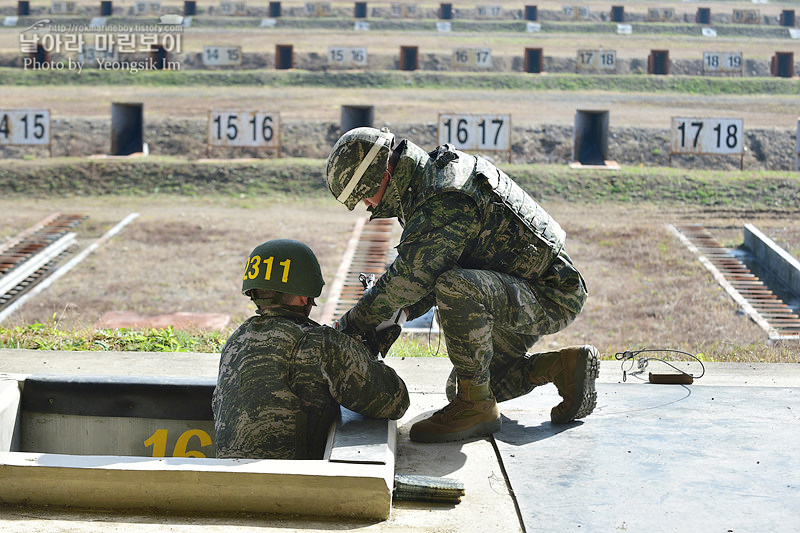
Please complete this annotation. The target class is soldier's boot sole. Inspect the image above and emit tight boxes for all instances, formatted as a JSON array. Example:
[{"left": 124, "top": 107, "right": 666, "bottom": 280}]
[
  {"left": 551, "top": 345, "right": 600, "bottom": 424},
  {"left": 410, "top": 416, "right": 502, "bottom": 444}
]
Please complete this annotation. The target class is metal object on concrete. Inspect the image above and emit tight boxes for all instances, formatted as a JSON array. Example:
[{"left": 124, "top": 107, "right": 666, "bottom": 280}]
[
  {"left": 0, "top": 374, "right": 396, "bottom": 519},
  {"left": 671, "top": 224, "right": 800, "bottom": 340},
  {"left": 494, "top": 383, "right": 800, "bottom": 532}
]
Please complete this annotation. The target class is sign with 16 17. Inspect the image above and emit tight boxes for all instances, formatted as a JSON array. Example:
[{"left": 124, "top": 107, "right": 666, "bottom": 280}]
[{"left": 437, "top": 114, "right": 511, "bottom": 152}]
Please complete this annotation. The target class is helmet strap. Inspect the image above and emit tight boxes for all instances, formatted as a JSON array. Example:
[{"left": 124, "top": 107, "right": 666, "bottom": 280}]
[
  {"left": 252, "top": 295, "right": 313, "bottom": 318},
  {"left": 337, "top": 135, "right": 389, "bottom": 205}
]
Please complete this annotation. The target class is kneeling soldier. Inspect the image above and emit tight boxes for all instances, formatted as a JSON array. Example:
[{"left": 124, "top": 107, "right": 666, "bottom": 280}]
[
  {"left": 325, "top": 127, "right": 598, "bottom": 443},
  {"left": 213, "top": 239, "right": 409, "bottom": 459}
]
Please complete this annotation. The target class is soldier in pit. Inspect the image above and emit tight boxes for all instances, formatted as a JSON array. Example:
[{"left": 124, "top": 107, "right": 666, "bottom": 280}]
[
  {"left": 325, "top": 127, "right": 598, "bottom": 443},
  {"left": 213, "top": 238, "right": 409, "bottom": 459}
]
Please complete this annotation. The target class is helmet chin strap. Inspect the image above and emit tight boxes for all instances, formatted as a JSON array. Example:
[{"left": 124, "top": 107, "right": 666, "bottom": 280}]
[
  {"left": 337, "top": 135, "right": 389, "bottom": 205},
  {"left": 389, "top": 178, "right": 406, "bottom": 224},
  {"left": 252, "top": 296, "right": 314, "bottom": 318}
]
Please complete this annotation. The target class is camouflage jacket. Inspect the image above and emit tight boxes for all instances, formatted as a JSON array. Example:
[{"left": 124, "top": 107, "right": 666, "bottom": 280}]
[
  {"left": 348, "top": 141, "right": 582, "bottom": 329},
  {"left": 213, "top": 307, "right": 409, "bottom": 460}
]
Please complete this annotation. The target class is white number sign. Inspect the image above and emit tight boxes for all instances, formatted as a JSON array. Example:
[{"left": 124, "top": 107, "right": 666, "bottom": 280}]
[
  {"left": 305, "top": 2, "right": 331, "bottom": 16},
  {"left": 577, "top": 49, "right": 616, "bottom": 73},
  {"left": 647, "top": 7, "right": 674, "bottom": 22},
  {"left": 703, "top": 52, "right": 743, "bottom": 74},
  {"left": 0, "top": 109, "right": 51, "bottom": 146},
  {"left": 563, "top": 6, "right": 589, "bottom": 20},
  {"left": 328, "top": 47, "right": 367, "bottom": 67},
  {"left": 476, "top": 5, "right": 503, "bottom": 18},
  {"left": 51, "top": 1, "right": 77, "bottom": 14},
  {"left": 203, "top": 46, "right": 243, "bottom": 67},
  {"left": 438, "top": 114, "right": 510, "bottom": 152},
  {"left": 733, "top": 9, "right": 760, "bottom": 24},
  {"left": 390, "top": 3, "right": 416, "bottom": 17},
  {"left": 208, "top": 110, "right": 279, "bottom": 148},
  {"left": 78, "top": 45, "right": 119, "bottom": 64},
  {"left": 452, "top": 48, "right": 492, "bottom": 69},
  {"left": 134, "top": 1, "right": 161, "bottom": 15},
  {"left": 220, "top": 1, "right": 246, "bottom": 15},
  {"left": 671, "top": 117, "right": 743, "bottom": 155}
]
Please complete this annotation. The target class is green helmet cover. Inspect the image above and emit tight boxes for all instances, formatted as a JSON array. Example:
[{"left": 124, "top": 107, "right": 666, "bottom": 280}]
[
  {"left": 241, "top": 239, "right": 324, "bottom": 298},
  {"left": 326, "top": 127, "right": 394, "bottom": 210}
]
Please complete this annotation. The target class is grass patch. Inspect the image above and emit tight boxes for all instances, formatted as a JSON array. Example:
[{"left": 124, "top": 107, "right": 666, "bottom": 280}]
[
  {"left": 1, "top": 68, "right": 798, "bottom": 96},
  {"left": 3, "top": 158, "right": 800, "bottom": 209},
  {"left": 388, "top": 336, "right": 448, "bottom": 358},
  {"left": 0, "top": 318, "right": 447, "bottom": 357},
  {"left": 0, "top": 320, "right": 227, "bottom": 352}
]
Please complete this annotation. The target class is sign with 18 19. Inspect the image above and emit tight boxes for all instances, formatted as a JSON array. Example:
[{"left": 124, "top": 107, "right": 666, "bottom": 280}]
[
  {"left": 702, "top": 52, "right": 743, "bottom": 74},
  {"left": 437, "top": 114, "right": 510, "bottom": 152},
  {"left": 208, "top": 110, "right": 279, "bottom": 148}
]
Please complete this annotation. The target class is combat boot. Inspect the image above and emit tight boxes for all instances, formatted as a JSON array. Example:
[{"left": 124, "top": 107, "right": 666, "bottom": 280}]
[
  {"left": 409, "top": 378, "right": 501, "bottom": 443},
  {"left": 529, "top": 345, "right": 599, "bottom": 424}
]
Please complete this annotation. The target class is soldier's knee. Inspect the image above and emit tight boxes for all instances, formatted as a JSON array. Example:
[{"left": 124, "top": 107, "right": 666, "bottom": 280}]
[{"left": 434, "top": 269, "right": 478, "bottom": 302}]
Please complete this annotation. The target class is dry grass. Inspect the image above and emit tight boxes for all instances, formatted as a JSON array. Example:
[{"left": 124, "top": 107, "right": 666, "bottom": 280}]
[
  {"left": 0, "top": 85, "right": 797, "bottom": 130},
  {"left": 0, "top": 22, "right": 791, "bottom": 59},
  {"left": 1, "top": 195, "right": 798, "bottom": 362}
]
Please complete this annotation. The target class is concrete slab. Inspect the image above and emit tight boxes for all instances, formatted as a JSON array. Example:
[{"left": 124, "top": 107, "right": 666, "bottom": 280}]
[
  {"left": 0, "top": 372, "right": 398, "bottom": 520},
  {"left": 1, "top": 349, "right": 800, "bottom": 532},
  {"left": 495, "top": 383, "right": 800, "bottom": 533}
]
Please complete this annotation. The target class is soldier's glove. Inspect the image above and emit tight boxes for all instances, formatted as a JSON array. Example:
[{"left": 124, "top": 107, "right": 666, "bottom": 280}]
[
  {"left": 334, "top": 310, "right": 360, "bottom": 336},
  {"left": 364, "top": 324, "right": 402, "bottom": 359}
]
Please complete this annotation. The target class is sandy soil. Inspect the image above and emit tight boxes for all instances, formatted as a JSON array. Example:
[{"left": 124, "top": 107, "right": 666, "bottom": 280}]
[{"left": 1, "top": 195, "right": 798, "bottom": 361}]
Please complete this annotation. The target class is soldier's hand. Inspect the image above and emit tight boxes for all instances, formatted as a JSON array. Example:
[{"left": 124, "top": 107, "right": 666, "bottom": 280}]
[
  {"left": 364, "top": 324, "right": 402, "bottom": 359},
  {"left": 334, "top": 310, "right": 358, "bottom": 335}
]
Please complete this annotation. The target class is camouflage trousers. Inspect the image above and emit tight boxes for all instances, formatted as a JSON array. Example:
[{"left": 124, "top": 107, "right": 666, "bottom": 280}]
[{"left": 436, "top": 251, "right": 587, "bottom": 402}]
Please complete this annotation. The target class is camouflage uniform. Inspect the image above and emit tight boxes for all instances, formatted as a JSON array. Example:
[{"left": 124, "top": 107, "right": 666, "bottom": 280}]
[
  {"left": 343, "top": 141, "right": 587, "bottom": 401},
  {"left": 213, "top": 307, "right": 409, "bottom": 460}
]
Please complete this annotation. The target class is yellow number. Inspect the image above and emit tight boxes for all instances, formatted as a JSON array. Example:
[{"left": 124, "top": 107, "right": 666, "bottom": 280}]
[
  {"left": 242, "top": 257, "right": 250, "bottom": 280},
  {"left": 173, "top": 429, "right": 213, "bottom": 458},
  {"left": 263, "top": 256, "right": 274, "bottom": 280},
  {"left": 144, "top": 428, "right": 213, "bottom": 458},
  {"left": 144, "top": 429, "right": 168, "bottom": 457},
  {"left": 246, "top": 255, "right": 260, "bottom": 279},
  {"left": 280, "top": 259, "right": 291, "bottom": 282}
]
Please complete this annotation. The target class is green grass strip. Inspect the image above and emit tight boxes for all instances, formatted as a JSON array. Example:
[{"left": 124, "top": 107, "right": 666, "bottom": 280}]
[
  {"left": 2, "top": 157, "right": 800, "bottom": 210},
  {"left": 2, "top": 68, "right": 798, "bottom": 95}
]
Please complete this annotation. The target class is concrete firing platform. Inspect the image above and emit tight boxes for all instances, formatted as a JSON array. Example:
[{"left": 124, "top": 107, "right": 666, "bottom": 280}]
[
  {"left": 1, "top": 349, "right": 800, "bottom": 532},
  {"left": 496, "top": 383, "right": 800, "bottom": 533}
]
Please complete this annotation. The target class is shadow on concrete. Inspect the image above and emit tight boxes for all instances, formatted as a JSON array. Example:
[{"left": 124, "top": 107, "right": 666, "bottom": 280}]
[{"left": 493, "top": 415, "right": 582, "bottom": 447}]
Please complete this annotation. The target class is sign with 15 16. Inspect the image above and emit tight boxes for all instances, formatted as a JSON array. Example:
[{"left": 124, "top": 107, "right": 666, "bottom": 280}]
[{"left": 208, "top": 110, "right": 280, "bottom": 149}]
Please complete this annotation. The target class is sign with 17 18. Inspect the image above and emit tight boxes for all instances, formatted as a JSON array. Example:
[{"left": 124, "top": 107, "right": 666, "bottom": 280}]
[{"left": 670, "top": 117, "right": 743, "bottom": 155}]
